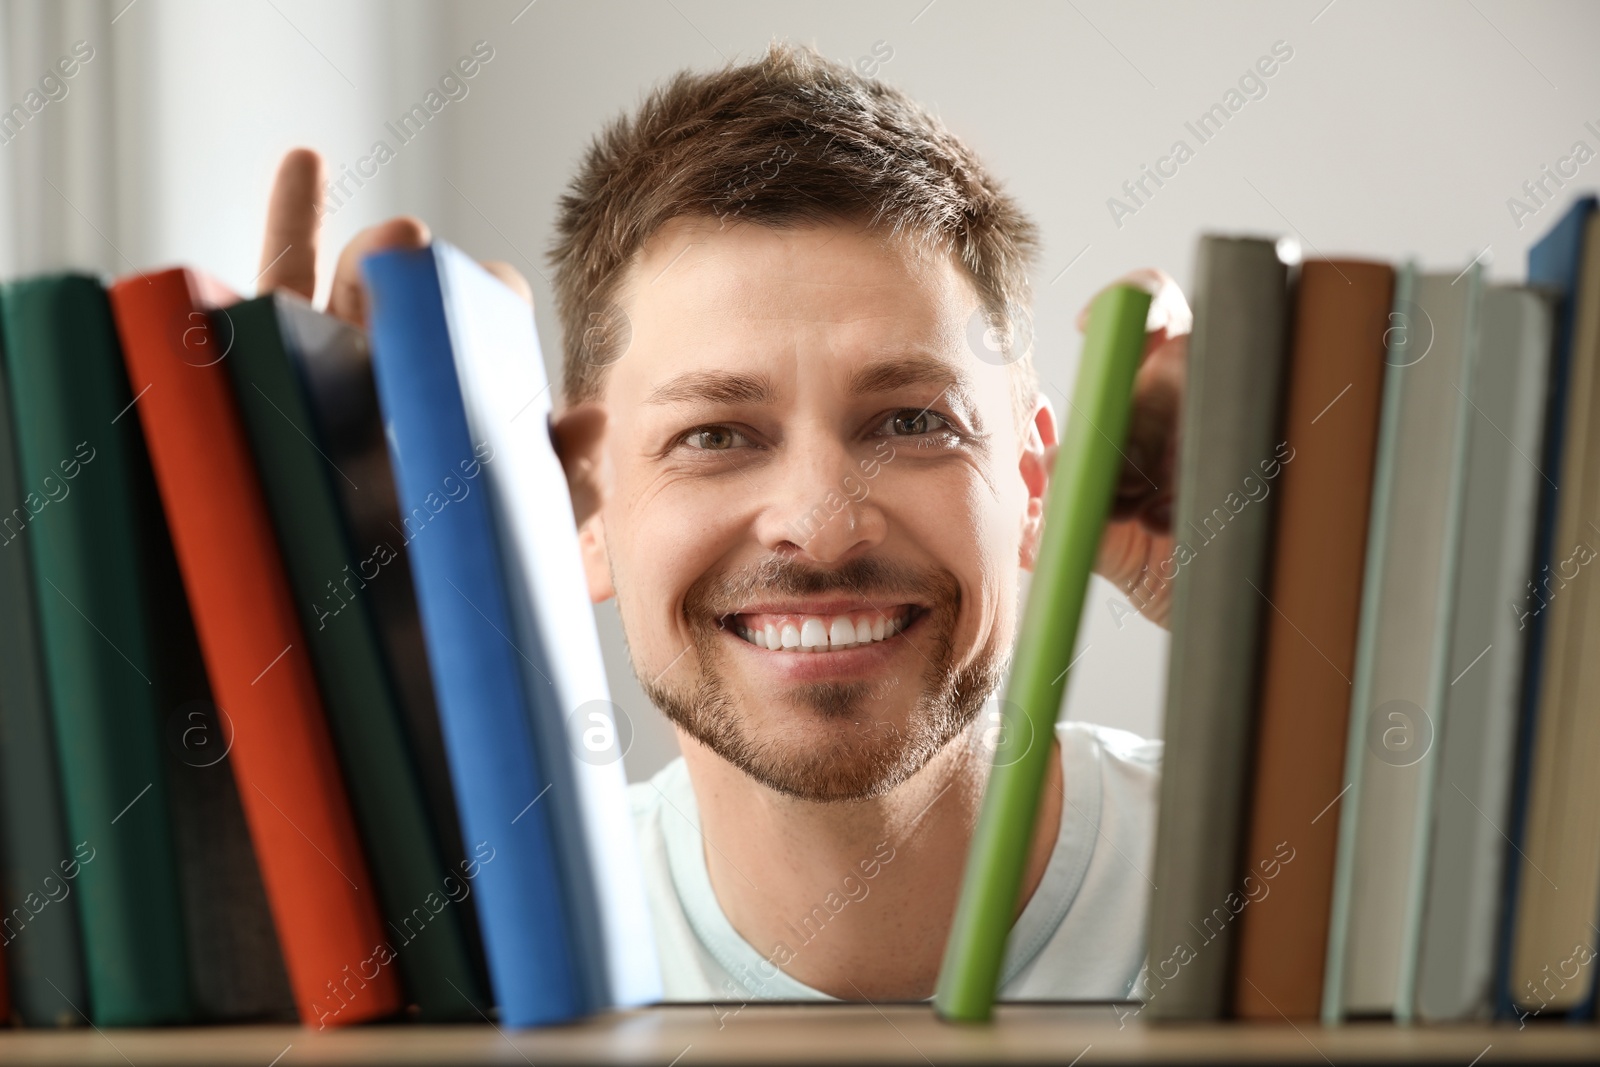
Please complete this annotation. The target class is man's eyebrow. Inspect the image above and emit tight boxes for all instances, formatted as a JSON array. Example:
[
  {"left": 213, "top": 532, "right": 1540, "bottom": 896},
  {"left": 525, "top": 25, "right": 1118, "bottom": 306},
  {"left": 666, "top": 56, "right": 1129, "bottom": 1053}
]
[
  {"left": 644, "top": 371, "right": 774, "bottom": 406},
  {"left": 847, "top": 355, "right": 975, "bottom": 411},
  {"left": 846, "top": 355, "right": 961, "bottom": 395}
]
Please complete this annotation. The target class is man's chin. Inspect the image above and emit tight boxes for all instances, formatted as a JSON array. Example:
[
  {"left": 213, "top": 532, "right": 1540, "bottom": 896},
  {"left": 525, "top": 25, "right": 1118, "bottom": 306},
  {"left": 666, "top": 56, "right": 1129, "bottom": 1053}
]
[
  {"left": 645, "top": 673, "right": 996, "bottom": 803},
  {"left": 699, "top": 716, "right": 957, "bottom": 803}
]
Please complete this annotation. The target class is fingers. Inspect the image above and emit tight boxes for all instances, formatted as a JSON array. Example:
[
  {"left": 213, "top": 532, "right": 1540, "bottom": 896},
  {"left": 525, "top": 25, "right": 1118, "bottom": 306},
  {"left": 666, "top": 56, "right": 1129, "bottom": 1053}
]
[
  {"left": 1068, "top": 268, "right": 1189, "bottom": 536},
  {"left": 481, "top": 261, "right": 533, "bottom": 306},
  {"left": 327, "top": 216, "right": 431, "bottom": 327},
  {"left": 1075, "top": 267, "right": 1193, "bottom": 338},
  {"left": 259, "top": 148, "right": 325, "bottom": 298},
  {"left": 1111, "top": 331, "right": 1185, "bottom": 534}
]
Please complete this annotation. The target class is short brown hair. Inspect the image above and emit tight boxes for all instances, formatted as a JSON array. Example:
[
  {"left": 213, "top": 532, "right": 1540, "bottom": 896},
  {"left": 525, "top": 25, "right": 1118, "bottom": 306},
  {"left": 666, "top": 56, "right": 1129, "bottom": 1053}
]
[{"left": 548, "top": 41, "right": 1041, "bottom": 419}]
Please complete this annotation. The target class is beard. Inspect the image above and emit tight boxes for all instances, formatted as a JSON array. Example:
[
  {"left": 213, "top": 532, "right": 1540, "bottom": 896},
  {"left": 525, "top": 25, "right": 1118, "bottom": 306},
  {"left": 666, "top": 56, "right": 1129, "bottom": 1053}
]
[{"left": 633, "top": 554, "right": 1008, "bottom": 802}]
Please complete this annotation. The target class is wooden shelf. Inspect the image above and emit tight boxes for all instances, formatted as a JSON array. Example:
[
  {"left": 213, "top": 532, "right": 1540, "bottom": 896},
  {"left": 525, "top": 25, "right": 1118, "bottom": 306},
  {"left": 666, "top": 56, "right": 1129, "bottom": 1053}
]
[{"left": 1, "top": 1003, "right": 1596, "bottom": 1065}]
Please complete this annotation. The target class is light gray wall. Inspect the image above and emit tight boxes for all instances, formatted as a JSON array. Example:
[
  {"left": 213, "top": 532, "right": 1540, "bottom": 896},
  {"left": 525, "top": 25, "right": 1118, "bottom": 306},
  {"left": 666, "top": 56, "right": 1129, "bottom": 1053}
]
[{"left": 6, "top": 0, "right": 1597, "bottom": 781}]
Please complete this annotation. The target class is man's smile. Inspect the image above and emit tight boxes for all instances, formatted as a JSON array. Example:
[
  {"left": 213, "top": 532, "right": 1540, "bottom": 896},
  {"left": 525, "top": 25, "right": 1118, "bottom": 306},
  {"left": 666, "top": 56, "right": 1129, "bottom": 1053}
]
[
  {"left": 715, "top": 602, "right": 931, "bottom": 684},
  {"left": 722, "top": 602, "right": 924, "bottom": 652}
]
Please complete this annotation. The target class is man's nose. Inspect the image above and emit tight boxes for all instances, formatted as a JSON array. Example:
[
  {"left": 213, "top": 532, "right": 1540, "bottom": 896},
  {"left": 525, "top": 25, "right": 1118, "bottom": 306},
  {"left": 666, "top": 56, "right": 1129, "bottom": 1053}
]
[{"left": 754, "top": 440, "right": 888, "bottom": 564}]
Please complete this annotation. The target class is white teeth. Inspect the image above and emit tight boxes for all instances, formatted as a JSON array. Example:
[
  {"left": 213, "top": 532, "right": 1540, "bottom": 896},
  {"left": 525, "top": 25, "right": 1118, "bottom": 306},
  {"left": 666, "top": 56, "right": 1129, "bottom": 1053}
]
[
  {"left": 737, "top": 610, "right": 915, "bottom": 652},
  {"left": 829, "top": 617, "right": 856, "bottom": 648},
  {"left": 800, "top": 618, "right": 829, "bottom": 650}
]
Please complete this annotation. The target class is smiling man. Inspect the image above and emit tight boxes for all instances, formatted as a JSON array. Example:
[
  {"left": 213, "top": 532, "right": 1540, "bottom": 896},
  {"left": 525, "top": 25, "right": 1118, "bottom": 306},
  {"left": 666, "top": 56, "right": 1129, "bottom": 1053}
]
[{"left": 258, "top": 42, "right": 1184, "bottom": 1004}]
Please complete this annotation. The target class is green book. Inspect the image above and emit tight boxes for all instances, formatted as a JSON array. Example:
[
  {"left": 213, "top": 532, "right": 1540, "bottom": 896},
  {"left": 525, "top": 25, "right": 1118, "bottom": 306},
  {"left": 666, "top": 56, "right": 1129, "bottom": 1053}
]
[
  {"left": 220, "top": 292, "right": 486, "bottom": 1020},
  {"left": 934, "top": 284, "right": 1152, "bottom": 1022},
  {"left": 0, "top": 275, "right": 192, "bottom": 1026},
  {"left": 0, "top": 295, "right": 87, "bottom": 1029}
]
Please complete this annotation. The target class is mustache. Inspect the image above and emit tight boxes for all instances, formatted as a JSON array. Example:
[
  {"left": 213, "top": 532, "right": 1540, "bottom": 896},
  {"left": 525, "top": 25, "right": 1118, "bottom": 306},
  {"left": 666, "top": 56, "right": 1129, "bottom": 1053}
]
[{"left": 686, "top": 555, "right": 957, "bottom": 619}]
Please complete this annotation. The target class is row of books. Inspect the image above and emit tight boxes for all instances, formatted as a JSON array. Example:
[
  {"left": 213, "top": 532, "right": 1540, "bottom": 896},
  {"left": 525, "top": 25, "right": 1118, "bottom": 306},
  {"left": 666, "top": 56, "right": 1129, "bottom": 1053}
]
[
  {"left": 1144, "top": 195, "right": 1600, "bottom": 1024},
  {"left": 0, "top": 244, "right": 658, "bottom": 1028}
]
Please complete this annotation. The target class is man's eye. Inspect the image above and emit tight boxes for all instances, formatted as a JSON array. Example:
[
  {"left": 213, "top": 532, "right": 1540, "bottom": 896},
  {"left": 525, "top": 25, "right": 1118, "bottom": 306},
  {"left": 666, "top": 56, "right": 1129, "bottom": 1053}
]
[
  {"left": 684, "top": 426, "right": 749, "bottom": 450},
  {"left": 881, "top": 409, "right": 951, "bottom": 436}
]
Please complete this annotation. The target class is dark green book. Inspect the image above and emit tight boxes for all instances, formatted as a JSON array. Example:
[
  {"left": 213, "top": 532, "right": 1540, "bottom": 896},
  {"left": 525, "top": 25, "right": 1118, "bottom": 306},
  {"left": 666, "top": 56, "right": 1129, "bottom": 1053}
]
[
  {"left": 934, "top": 284, "right": 1152, "bottom": 1021},
  {"left": 130, "top": 409, "right": 297, "bottom": 1023},
  {"left": 220, "top": 292, "right": 486, "bottom": 1020},
  {"left": 276, "top": 295, "right": 474, "bottom": 898},
  {"left": 0, "top": 275, "right": 191, "bottom": 1026},
  {"left": 0, "top": 296, "right": 86, "bottom": 1029}
]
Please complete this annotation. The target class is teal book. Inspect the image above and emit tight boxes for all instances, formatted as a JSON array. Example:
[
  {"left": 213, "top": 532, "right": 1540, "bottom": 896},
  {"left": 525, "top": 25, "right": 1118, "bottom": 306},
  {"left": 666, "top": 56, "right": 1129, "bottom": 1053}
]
[
  {"left": 0, "top": 292, "right": 86, "bottom": 1029},
  {"left": 934, "top": 284, "right": 1152, "bottom": 1022},
  {"left": 0, "top": 274, "right": 192, "bottom": 1026},
  {"left": 220, "top": 292, "right": 487, "bottom": 1019},
  {"left": 1323, "top": 265, "right": 1483, "bottom": 1022}
]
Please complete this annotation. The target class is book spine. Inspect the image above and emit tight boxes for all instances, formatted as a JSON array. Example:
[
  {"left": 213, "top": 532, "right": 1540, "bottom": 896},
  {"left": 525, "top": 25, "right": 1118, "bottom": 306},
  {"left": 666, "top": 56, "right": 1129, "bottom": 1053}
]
[
  {"left": 933, "top": 284, "right": 1151, "bottom": 1022},
  {"left": 3, "top": 276, "right": 192, "bottom": 1026},
  {"left": 363, "top": 247, "right": 582, "bottom": 1027},
  {"left": 0, "top": 289, "right": 88, "bottom": 1028},
  {"left": 430, "top": 242, "right": 659, "bottom": 1011},
  {"left": 1496, "top": 197, "right": 1597, "bottom": 1019},
  {"left": 1145, "top": 238, "right": 1290, "bottom": 1020},
  {"left": 1231, "top": 260, "right": 1392, "bottom": 1021}
]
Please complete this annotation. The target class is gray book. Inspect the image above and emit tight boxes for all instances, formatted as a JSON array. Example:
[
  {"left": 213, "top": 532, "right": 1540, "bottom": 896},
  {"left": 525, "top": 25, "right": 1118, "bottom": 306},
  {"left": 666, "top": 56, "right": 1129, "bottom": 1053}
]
[
  {"left": 1413, "top": 287, "right": 1554, "bottom": 1021},
  {"left": 1143, "top": 235, "right": 1290, "bottom": 1020},
  {"left": 1325, "top": 266, "right": 1482, "bottom": 1021}
]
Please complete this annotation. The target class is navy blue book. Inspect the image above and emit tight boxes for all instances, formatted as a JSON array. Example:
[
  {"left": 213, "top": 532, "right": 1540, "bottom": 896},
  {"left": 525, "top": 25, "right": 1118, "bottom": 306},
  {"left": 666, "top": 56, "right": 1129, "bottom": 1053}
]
[
  {"left": 362, "top": 242, "right": 658, "bottom": 1026},
  {"left": 1496, "top": 194, "right": 1597, "bottom": 1020}
]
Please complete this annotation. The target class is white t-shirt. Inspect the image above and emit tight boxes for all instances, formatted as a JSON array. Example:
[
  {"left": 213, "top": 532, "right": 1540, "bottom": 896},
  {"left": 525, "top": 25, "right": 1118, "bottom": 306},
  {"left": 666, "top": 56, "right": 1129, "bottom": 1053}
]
[{"left": 628, "top": 721, "right": 1162, "bottom": 1000}]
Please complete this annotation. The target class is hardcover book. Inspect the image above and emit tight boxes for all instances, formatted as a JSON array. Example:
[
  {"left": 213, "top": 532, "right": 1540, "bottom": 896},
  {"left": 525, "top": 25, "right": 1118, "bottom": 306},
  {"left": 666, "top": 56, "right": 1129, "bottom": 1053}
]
[
  {"left": 1144, "top": 237, "right": 1290, "bottom": 1020},
  {"left": 1, "top": 275, "right": 192, "bottom": 1026}
]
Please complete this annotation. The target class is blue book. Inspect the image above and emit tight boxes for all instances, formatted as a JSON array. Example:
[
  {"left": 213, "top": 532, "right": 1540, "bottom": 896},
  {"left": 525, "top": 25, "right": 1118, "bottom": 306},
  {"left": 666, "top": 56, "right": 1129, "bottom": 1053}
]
[
  {"left": 1496, "top": 194, "right": 1597, "bottom": 1020},
  {"left": 362, "top": 242, "right": 660, "bottom": 1026}
]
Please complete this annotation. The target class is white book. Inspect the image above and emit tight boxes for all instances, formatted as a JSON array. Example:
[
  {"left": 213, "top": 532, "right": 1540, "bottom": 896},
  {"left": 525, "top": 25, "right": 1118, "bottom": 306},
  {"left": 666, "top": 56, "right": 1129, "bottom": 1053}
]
[{"left": 439, "top": 242, "right": 663, "bottom": 1010}]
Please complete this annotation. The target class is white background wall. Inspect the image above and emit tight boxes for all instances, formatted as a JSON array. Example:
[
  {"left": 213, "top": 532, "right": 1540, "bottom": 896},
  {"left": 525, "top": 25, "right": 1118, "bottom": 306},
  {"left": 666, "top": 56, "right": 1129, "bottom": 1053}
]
[{"left": 4, "top": 0, "right": 1597, "bottom": 781}]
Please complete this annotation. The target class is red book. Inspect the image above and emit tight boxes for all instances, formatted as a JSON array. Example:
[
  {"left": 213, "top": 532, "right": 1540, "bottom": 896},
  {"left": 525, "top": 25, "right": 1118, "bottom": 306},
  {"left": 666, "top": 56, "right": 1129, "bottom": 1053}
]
[{"left": 109, "top": 270, "right": 401, "bottom": 1027}]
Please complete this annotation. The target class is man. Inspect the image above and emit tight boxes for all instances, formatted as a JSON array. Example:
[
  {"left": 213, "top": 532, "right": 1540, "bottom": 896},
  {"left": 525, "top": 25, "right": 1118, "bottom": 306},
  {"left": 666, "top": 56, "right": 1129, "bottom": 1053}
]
[{"left": 257, "top": 42, "right": 1185, "bottom": 1002}]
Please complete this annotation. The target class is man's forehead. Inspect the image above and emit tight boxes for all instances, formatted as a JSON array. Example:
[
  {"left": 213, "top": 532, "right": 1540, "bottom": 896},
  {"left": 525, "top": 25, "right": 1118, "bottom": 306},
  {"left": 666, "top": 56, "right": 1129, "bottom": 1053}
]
[
  {"left": 609, "top": 216, "right": 992, "bottom": 403},
  {"left": 622, "top": 217, "right": 970, "bottom": 321}
]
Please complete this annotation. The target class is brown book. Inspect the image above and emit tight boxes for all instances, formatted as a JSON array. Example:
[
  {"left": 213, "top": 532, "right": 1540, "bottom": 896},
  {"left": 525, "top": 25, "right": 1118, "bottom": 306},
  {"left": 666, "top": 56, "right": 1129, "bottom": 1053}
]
[{"left": 1231, "top": 260, "right": 1393, "bottom": 1020}]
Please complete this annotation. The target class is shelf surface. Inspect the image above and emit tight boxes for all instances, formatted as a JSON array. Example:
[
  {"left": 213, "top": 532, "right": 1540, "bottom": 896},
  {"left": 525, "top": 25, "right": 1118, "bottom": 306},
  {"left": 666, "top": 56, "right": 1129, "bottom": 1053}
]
[{"left": 1, "top": 1002, "right": 1597, "bottom": 1065}]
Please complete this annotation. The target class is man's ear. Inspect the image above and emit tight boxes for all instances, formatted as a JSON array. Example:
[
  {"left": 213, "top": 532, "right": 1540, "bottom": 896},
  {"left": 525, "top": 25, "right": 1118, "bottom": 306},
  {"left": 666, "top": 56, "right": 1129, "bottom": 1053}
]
[
  {"left": 549, "top": 400, "right": 616, "bottom": 603},
  {"left": 1018, "top": 392, "right": 1059, "bottom": 573}
]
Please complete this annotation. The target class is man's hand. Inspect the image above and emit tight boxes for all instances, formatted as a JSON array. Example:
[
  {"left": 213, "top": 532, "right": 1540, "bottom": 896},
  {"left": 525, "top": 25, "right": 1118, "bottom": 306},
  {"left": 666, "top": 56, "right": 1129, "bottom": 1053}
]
[
  {"left": 1074, "top": 268, "right": 1188, "bottom": 628},
  {"left": 257, "top": 147, "right": 531, "bottom": 323}
]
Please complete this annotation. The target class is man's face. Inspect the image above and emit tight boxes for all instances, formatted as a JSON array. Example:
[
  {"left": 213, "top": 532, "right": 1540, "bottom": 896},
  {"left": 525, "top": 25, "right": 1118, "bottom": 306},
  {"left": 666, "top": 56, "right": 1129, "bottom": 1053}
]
[{"left": 583, "top": 217, "right": 1042, "bottom": 802}]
